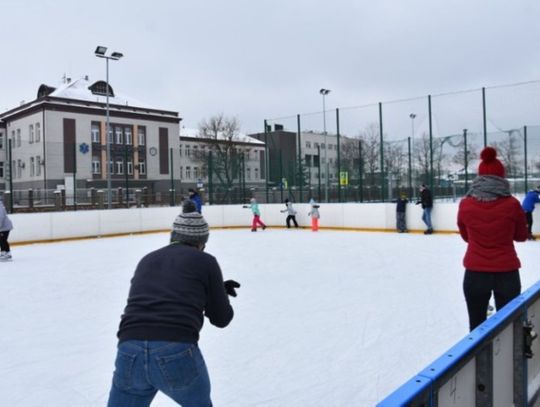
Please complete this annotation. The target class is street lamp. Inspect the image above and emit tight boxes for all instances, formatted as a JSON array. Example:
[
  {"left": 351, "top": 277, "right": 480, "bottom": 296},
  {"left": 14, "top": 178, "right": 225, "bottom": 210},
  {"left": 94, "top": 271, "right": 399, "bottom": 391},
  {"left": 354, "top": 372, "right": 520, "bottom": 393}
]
[
  {"left": 95, "top": 45, "right": 123, "bottom": 209},
  {"left": 319, "top": 88, "right": 331, "bottom": 202}
]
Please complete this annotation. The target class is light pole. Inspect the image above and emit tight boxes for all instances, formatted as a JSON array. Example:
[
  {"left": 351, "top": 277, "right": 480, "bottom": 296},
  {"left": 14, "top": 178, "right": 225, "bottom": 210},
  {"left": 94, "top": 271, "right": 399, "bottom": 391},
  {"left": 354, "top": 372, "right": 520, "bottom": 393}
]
[
  {"left": 95, "top": 45, "right": 123, "bottom": 209},
  {"left": 320, "top": 88, "right": 331, "bottom": 202},
  {"left": 409, "top": 113, "right": 416, "bottom": 198}
]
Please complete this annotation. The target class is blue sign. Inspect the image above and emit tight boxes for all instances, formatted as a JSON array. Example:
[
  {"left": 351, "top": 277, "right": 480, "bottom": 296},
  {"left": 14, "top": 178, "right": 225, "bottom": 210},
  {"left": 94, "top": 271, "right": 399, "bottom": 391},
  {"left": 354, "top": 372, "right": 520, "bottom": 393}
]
[{"left": 79, "top": 143, "right": 89, "bottom": 154}]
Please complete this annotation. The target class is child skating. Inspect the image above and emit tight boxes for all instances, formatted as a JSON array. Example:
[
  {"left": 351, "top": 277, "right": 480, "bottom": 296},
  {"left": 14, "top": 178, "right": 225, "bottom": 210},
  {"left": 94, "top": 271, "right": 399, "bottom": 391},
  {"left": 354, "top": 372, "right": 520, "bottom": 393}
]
[
  {"left": 308, "top": 200, "right": 320, "bottom": 231},
  {"left": 280, "top": 199, "right": 299, "bottom": 228},
  {"left": 243, "top": 197, "right": 267, "bottom": 232}
]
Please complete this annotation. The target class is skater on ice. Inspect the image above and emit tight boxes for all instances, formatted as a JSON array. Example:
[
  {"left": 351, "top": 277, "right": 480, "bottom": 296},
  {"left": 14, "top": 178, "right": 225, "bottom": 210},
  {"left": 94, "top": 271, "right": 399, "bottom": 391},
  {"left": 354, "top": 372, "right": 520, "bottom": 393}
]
[
  {"left": 416, "top": 184, "right": 433, "bottom": 234},
  {"left": 107, "top": 200, "right": 239, "bottom": 406},
  {"left": 308, "top": 199, "right": 320, "bottom": 232},
  {"left": 188, "top": 188, "right": 203, "bottom": 213},
  {"left": 243, "top": 197, "right": 267, "bottom": 232},
  {"left": 395, "top": 193, "right": 408, "bottom": 233},
  {"left": 521, "top": 186, "right": 540, "bottom": 240},
  {"left": 457, "top": 146, "right": 528, "bottom": 331},
  {"left": 0, "top": 198, "right": 13, "bottom": 261},
  {"left": 280, "top": 198, "right": 299, "bottom": 229}
]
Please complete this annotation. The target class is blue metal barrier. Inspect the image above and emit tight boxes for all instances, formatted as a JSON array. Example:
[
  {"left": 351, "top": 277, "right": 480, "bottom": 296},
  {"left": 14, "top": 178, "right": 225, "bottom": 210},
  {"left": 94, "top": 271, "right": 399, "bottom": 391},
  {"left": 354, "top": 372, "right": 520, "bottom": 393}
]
[{"left": 377, "top": 280, "right": 540, "bottom": 407}]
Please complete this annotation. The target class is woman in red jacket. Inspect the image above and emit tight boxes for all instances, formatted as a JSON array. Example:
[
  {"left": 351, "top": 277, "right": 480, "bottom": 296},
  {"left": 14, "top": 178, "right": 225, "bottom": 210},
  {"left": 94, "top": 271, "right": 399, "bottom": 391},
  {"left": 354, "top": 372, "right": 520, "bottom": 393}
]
[{"left": 457, "top": 147, "right": 528, "bottom": 331}]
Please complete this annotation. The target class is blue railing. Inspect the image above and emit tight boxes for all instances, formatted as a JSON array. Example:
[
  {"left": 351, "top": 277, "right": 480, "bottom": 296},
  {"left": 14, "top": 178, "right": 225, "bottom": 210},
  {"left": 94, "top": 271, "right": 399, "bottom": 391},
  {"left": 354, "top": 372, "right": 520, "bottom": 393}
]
[{"left": 377, "top": 280, "right": 540, "bottom": 407}]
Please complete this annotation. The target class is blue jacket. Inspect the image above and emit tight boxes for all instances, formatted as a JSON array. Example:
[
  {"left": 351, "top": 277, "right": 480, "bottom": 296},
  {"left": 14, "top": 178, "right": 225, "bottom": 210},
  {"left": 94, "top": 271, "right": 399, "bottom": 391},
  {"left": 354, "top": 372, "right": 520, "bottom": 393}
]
[
  {"left": 522, "top": 191, "right": 540, "bottom": 212},
  {"left": 190, "top": 193, "right": 203, "bottom": 213}
]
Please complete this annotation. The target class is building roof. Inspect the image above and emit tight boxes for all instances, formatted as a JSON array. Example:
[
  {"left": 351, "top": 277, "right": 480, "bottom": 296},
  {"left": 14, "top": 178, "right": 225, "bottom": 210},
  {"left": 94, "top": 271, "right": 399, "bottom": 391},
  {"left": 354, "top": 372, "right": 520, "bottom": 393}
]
[
  {"left": 180, "top": 127, "right": 265, "bottom": 145},
  {"left": 44, "top": 77, "right": 157, "bottom": 110}
]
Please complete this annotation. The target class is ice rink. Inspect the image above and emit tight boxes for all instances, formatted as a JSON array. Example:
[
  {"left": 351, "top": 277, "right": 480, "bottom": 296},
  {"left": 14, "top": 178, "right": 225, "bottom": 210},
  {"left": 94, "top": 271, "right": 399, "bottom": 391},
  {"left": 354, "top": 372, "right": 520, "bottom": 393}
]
[{"left": 2, "top": 228, "right": 539, "bottom": 406}]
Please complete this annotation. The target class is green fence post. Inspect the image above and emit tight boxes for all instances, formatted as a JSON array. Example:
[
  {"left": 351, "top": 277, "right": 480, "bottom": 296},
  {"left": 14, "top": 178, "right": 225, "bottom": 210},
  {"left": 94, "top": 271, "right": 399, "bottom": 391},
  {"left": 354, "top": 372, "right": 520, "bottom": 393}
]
[
  {"left": 428, "top": 95, "right": 434, "bottom": 193},
  {"left": 8, "top": 139, "right": 13, "bottom": 212},
  {"left": 297, "top": 114, "right": 303, "bottom": 202},
  {"left": 379, "top": 102, "right": 384, "bottom": 202},
  {"left": 336, "top": 108, "right": 341, "bottom": 202},
  {"left": 524, "top": 126, "right": 528, "bottom": 193},
  {"left": 208, "top": 151, "right": 213, "bottom": 205},
  {"left": 264, "top": 119, "right": 269, "bottom": 203},
  {"left": 482, "top": 87, "right": 487, "bottom": 147},
  {"left": 464, "top": 128, "right": 469, "bottom": 192}
]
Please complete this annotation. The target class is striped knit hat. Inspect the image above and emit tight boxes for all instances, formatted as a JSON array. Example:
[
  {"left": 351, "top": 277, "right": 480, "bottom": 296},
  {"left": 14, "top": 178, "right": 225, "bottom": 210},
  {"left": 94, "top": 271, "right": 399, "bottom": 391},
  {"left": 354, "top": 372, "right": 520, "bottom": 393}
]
[{"left": 171, "top": 200, "right": 209, "bottom": 246}]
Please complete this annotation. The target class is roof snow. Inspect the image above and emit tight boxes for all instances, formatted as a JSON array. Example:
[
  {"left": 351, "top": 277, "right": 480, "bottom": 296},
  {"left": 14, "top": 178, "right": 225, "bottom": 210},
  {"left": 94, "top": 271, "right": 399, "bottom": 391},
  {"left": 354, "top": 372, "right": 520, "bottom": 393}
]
[{"left": 180, "top": 127, "right": 264, "bottom": 145}]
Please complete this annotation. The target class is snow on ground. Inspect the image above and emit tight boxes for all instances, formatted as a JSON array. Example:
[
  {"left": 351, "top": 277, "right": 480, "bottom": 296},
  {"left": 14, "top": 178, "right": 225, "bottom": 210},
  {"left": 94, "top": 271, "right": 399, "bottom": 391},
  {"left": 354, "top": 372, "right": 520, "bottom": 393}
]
[{"left": 1, "top": 229, "right": 539, "bottom": 406}]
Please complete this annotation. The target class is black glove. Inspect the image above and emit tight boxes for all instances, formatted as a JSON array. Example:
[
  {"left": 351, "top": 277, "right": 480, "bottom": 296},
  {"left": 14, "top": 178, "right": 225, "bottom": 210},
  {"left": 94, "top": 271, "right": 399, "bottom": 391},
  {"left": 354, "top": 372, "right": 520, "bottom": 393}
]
[{"left": 224, "top": 280, "right": 241, "bottom": 297}]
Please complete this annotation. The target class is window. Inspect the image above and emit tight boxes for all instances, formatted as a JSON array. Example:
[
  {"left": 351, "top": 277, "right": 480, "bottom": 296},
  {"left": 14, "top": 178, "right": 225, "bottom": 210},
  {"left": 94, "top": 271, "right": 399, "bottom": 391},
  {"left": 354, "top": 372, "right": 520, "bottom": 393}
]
[
  {"left": 138, "top": 159, "right": 146, "bottom": 175},
  {"left": 0, "top": 162, "right": 4, "bottom": 178},
  {"left": 36, "top": 155, "right": 42, "bottom": 176},
  {"left": 305, "top": 155, "right": 312, "bottom": 167},
  {"left": 138, "top": 127, "right": 146, "bottom": 146},
  {"left": 254, "top": 168, "right": 259, "bottom": 180},
  {"left": 29, "top": 124, "right": 34, "bottom": 143},
  {"left": 328, "top": 144, "right": 332, "bottom": 150},
  {"left": 108, "top": 128, "right": 114, "bottom": 144},
  {"left": 185, "top": 145, "right": 191, "bottom": 157},
  {"left": 92, "top": 158, "right": 101, "bottom": 174},
  {"left": 321, "top": 143, "right": 325, "bottom": 149},
  {"left": 115, "top": 160, "right": 124, "bottom": 175},
  {"left": 91, "top": 123, "right": 100, "bottom": 143},
  {"left": 127, "top": 160, "right": 133, "bottom": 175},
  {"left": 247, "top": 168, "right": 251, "bottom": 180},
  {"left": 194, "top": 167, "right": 199, "bottom": 179},
  {"left": 186, "top": 166, "right": 191, "bottom": 179},
  {"left": 115, "top": 128, "right": 123, "bottom": 145},
  {"left": 35, "top": 122, "right": 41, "bottom": 142},
  {"left": 179, "top": 166, "right": 183, "bottom": 179},
  {"left": 179, "top": 145, "right": 183, "bottom": 156},
  {"left": 125, "top": 127, "right": 133, "bottom": 145},
  {"left": 17, "top": 129, "right": 21, "bottom": 147},
  {"left": 17, "top": 159, "right": 22, "bottom": 178},
  {"left": 0, "top": 134, "right": 3, "bottom": 149},
  {"left": 11, "top": 131, "right": 15, "bottom": 148},
  {"left": 314, "top": 142, "right": 319, "bottom": 148},
  {"left": 109, "top": 160, "right": 114, "bottom": 174},
  {"left": 306, "top": 141, "right": 311, "bottom": 148},
  {"left": 12, "top": 160, "right": 16, "bottom": 178},
  {"left": 30, "top": 157, "right": 35, "bottom": 176}
]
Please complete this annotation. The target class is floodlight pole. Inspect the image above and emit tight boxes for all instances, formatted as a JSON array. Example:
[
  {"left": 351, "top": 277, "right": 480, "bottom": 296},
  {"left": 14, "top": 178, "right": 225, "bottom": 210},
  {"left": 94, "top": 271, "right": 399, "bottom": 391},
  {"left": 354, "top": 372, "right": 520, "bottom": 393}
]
[{"left": 320, "top": 88, "right": 331, "bottom": 202}]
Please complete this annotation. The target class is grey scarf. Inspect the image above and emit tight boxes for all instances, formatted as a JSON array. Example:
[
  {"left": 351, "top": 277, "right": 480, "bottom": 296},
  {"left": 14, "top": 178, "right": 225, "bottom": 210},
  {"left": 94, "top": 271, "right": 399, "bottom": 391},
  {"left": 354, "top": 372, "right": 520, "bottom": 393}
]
[{"left": 466, "top": 175, "right": 511, "bottom": 201}]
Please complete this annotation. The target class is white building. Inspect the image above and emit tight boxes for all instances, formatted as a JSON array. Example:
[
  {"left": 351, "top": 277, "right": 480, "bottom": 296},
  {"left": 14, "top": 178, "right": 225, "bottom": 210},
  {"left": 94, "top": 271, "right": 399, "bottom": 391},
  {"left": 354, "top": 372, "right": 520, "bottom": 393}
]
[{"left": 0, "top": 76, "right": 181, "bottom": 204}]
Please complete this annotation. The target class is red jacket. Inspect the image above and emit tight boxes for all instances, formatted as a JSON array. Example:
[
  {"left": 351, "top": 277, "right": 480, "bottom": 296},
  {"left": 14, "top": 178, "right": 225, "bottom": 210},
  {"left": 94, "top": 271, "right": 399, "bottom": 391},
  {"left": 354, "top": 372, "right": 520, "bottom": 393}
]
[{"left": 457, "top": 196, "right": 528, "bottom": 272}]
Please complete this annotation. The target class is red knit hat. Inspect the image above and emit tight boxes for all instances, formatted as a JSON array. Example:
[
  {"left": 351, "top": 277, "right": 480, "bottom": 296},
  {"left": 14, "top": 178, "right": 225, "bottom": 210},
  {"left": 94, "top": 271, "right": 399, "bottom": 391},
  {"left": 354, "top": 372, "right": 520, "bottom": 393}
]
[{"left": 478, "top": 147, "right": 505, "bottom": 177}]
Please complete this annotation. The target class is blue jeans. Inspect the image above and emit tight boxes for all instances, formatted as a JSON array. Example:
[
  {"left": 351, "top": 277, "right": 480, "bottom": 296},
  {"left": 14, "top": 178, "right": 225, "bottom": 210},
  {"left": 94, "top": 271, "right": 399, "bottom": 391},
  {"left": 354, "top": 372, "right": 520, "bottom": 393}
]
[
  {"left": 422, "top": 207, "right": 433, "bottom": 230},
  {"left": 107, "top": 340, "right": 212, "bottom": 407}
]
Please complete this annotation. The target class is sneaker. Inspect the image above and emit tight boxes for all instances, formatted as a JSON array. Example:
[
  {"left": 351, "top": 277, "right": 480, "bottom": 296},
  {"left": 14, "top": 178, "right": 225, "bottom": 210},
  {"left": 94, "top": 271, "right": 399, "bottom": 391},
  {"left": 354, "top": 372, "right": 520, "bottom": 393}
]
[
  {"left": 0, "top": 252, "right": 12, "bottom": 261},
  {"left": 251, "top": 229, "right": 257, "bottom": 232},
  {"left": 424, "top": 228, "right": 433, "bottom": 235},
  {"left": 262, "top": 225, "right": 267, "bottom": 230}
]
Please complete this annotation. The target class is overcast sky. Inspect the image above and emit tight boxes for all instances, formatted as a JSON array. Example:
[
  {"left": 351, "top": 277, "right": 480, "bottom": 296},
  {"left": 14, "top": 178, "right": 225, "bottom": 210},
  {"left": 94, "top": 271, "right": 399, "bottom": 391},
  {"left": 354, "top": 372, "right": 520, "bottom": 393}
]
[{"left": 2, "top": 0, "right": 540, "bottom": 137}]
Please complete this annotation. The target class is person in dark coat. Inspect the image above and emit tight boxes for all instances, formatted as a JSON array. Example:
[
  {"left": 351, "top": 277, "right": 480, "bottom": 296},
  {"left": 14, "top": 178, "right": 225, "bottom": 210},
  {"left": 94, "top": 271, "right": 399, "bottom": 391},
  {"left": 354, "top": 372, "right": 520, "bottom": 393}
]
[
  {"left": 188, "top": 188, "right": 203, "bottom": 213},
  {"left": 521, "top": 186, "right": 540, "bottom": 240},
  {"left": 107, "top": 200, "right": 239, "bottom": 406},
  {"left": 457, "top": 147, "right": 528, "bottom": 331},
  {"left": 416, "top": 184, "right": 433, "bottom": 234},
  {"left": 395, "top": 193, "right": 408, "bottom": 233}
]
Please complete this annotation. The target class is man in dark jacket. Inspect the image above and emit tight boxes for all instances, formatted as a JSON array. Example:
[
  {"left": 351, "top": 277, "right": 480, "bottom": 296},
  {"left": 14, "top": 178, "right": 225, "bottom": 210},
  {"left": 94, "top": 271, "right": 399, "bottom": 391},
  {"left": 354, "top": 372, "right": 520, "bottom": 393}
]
[
  {"left": 107, "top": 200, "right": 240, "bottom": 406},
  {"left": 416, "top": 184, "right": 433, "bottom": 234}
]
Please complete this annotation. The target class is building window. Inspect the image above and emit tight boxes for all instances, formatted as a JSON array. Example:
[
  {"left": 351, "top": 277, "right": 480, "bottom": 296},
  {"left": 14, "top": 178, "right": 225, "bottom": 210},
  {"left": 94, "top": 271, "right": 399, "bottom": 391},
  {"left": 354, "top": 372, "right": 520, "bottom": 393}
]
[
  {"left": 29, "top": 124, "right": 34, "bottom": 143},
  {"left": 179, "top": 145, "right": 183, "bottom": 156},
  {"left": 138, "top": 127, "right": 146, "bottom": 146},
  {"left": 36, "top": 155, "right": 42, "bottom": 176},
  {"left": 254, "top": 168, "right": 259, "bottom": 180},
  {"left": 109, "top": 160, "right": 114, "bottom": 174},
  {"left": 186, "top": 166, "right": 191, "bottom": 179},
  {"left": 17, "top": 129, "right": 21, "bottom": 147},
  {"left": 0, "top": 134, "right": 3, "bottom": 149},
  {"left": 91, "top": 123, "right": 100, "bottom": 143},
  {"left": 30, "top": 157, "right": 35, "bottom": 176},
  {"left": 92, "top": 158, "right": 101, "bottom": 174},
  {"left": 108, "top": 128, "right": 114, "bottom": 144},
  {"left": 35, "top": 122, "right": 41, "bottom": 142},
  {"left": 115, "top": 160, "right": 124, "bottom": 175},
  {"left": 194, "top": 167, "right": 200, "bottom": 179},
  {"left": 0, "top": 162, "right": 4, "bottom": 178},
  {"left": 185, "top": 145, "right": 191, "bottom": 157},
  {"left": 306, "top": 141, "right": 311, "bottom": 148},
  {"left": 127, "top": 160, "right": 133, "bottom": 175},
  {"left": 179, "top": 166, "right": 183, "bottom": 179},
  {"left": 125, "top": 127, "right": 132, "bottom": 145},
  {"left": 17, "top": 159, "right": 22, "bottom": 178},
  {"left": 247, "top": 168, "right": 251, "bottom": 180},
  {"left": 305, "top": 155, "right": 312, "bottom": 167},
  {"left": 12, "top": 160, "right": 16, "bottom": 178},
  {"left": 11, "top": 131, "right": 15, "bottom": 148},
  {"left": 138, "top": 159, "right": 146, "bottom": 175},
  {"left": 115, "top": 128, "right": 123, "bottom": 145}
]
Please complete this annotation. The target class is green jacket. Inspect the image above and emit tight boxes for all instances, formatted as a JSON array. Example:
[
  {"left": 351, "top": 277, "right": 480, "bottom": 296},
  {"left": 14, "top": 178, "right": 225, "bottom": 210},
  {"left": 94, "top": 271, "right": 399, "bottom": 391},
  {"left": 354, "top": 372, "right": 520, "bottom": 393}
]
[{"left": 250, "top": 202, "right": 261, "bottom": 216}]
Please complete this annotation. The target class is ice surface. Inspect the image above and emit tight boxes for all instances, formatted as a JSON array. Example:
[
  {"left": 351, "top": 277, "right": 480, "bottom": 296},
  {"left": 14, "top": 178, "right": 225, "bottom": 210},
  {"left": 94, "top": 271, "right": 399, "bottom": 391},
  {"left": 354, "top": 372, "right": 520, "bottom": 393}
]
[{"left": 1, "top": 229, "right": 538, "bottom": 406}]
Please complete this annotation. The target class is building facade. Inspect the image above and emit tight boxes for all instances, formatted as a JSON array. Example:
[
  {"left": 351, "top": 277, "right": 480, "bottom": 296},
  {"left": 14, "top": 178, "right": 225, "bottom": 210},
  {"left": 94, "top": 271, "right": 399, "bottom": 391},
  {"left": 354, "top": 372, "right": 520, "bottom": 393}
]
[{"left": 0, "top": 77, "right": 181, "bottom": 205}]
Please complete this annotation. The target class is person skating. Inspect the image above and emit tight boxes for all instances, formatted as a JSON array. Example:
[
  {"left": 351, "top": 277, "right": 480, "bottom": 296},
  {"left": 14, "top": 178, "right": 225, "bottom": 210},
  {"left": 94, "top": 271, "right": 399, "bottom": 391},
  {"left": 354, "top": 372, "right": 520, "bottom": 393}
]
[
  {"left": 107, "top": 200, "right": 239, "bottom": 406},
  {"left": 188, "top": 188, "right": 203, "bottom": 213},
  {"left": 522, "top": 186, "right": 540, "bottom": 240},
  {"left": 307, "top": 199, "right": 320, "bottom": 232},
  {"left": 416, "top": 184, "right": 433, "bottom": 234},
  {"left": 395, "top": 193, "right": 408, "bottom": 233},
  {"left": 243, "top": 197, "right": 266, "bottom": 232},
  {"left": 457, "top": 146, "right": 528, "bottom": 331},
  {"left": 0, "top": 198, "right": 13, "bottom": 261},
  {"left": 280, "top": 199, "right": 299, "bottom": 228}
]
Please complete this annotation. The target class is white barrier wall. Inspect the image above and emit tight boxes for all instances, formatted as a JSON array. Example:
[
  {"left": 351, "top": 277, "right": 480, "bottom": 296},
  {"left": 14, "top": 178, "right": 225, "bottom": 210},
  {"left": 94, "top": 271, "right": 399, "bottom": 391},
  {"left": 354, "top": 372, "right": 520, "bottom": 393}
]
[{"left": 8, "top": 201, "right": 538, "bottom": 244}]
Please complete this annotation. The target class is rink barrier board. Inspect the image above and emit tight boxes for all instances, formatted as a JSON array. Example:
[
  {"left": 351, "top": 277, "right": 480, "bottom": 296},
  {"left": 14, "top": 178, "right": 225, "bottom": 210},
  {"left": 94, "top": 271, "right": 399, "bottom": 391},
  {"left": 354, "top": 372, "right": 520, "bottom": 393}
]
[{"left": 377, "top": 280, "right": 540, "bottom": 407}]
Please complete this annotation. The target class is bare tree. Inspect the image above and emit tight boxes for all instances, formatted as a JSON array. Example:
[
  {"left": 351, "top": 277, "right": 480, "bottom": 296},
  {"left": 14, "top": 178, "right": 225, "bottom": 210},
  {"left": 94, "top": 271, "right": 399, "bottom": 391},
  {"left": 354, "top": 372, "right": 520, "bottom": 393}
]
[
  {"left": 358, "top": 123, "right": 381, "bottom": 186},
  {"left": 492, "top": 130, "right": 523, "bottom": 177},
  {"left": 193, "top": 114, "right": 243, "bottom": 200}
]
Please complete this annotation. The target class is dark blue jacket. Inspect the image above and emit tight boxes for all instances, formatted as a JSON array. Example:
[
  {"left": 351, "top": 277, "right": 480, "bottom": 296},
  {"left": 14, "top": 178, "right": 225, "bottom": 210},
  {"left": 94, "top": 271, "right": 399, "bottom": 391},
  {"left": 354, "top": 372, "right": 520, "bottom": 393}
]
[
  {"left": 396, "top": 198, "right": 408, "bottom": 213},
  {"left": 190, "top": 193, "right": 203, "bottom": 213},
  {"left": 117, "top": 243, "right": 233, "bottom": 344},
  {"left": 522, "top": 191, "right": 540, "bottom": 212}
]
